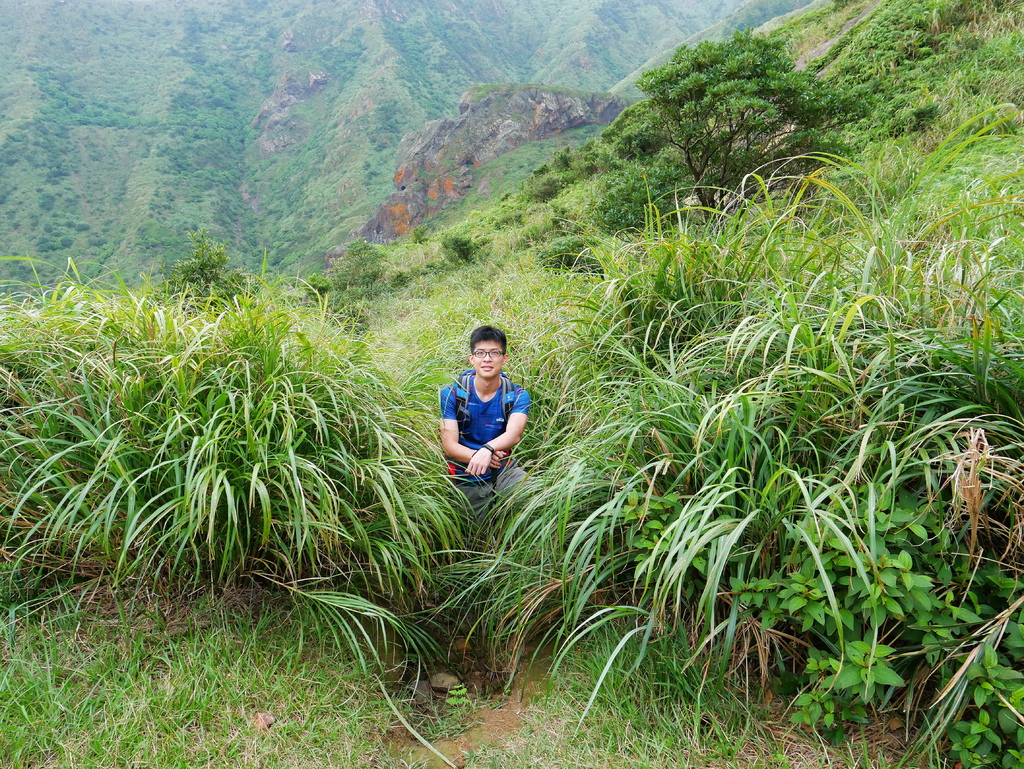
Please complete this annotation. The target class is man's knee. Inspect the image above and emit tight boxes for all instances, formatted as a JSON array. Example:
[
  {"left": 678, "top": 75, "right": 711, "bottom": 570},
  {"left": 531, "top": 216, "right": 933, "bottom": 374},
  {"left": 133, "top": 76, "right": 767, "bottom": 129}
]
[
  {"left": 493, "top": 465, "right": 528, "bottom": 503},
  {"left": 452, "top": 483, "right": 492, "bottom": 522}
]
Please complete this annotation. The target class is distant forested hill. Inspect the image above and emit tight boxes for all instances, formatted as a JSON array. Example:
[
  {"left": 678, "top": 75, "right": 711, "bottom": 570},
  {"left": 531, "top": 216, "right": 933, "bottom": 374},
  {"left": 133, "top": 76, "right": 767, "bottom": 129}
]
[{"left": 0, "top": 0, "right": 763, "bottom": 282}]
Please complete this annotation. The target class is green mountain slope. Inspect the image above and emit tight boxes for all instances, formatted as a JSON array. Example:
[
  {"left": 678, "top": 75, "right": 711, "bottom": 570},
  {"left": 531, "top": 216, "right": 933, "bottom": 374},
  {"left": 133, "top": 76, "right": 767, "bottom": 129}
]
[
  {"left": 610, "top": 0, "right": 820, "bottom": 95},
  {"left": 0, "top": 0, "right": 768, "bottom": 282},
  {"left": 362, "top": 0, "right": 1023, "bottom": 313}
]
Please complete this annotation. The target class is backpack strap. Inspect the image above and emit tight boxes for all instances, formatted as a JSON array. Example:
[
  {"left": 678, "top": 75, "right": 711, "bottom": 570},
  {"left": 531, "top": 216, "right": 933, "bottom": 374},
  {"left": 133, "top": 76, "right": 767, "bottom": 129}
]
[
  {"left": 451, "top": 370, "right": 518, "bottom": 433},
  {"left": 453, "top": 370, "right": 474, "bottom": 432},
  {"left": 499, "top": 374, "right": 517, "bottom": 423}
]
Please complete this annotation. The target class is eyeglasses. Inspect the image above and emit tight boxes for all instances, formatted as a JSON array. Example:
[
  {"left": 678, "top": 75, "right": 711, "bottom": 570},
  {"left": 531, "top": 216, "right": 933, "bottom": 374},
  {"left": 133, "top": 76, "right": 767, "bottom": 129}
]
[{"left": 471, "top": 349, "right": 506, "bottom": 359}]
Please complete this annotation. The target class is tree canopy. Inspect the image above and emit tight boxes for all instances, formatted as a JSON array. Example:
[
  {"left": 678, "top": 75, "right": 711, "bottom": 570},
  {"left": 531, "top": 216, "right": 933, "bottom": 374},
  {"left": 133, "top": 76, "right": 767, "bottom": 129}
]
[{"left": 636, "top": 30, "right": 865, "bottom": 208}]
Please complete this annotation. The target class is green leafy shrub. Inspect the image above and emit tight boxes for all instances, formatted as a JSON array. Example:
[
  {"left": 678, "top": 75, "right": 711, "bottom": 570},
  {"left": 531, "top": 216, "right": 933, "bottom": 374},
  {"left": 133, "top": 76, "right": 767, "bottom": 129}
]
[
  {"left": 601, "top": 102, "right": 668, "bottom": 161},
  {"left": 440, "top": 233, "right": 481, "bottom": 264},
  {"left": 536, "top": 234, "right": 602, "bottom": 274},
  {"left": 304, "top": 272, "right": 332, "bottom": 300},
  {"left": 521, "top": 140, "right": 620, "bottom": 204},
  {"left": 323, "top": 239, "right": 386, "bottom": 300},
  {"left": 306, "top": 239, "right": 396, "bottom": 323},
  {"left": 163, "top": 229, "right": 245, "bottom": 299},
  {"left": 520, "top": 172, "right": 564, "bottom": 203},
  {"left": 592, "top": 159, "right": 688, "bottom": 232}
]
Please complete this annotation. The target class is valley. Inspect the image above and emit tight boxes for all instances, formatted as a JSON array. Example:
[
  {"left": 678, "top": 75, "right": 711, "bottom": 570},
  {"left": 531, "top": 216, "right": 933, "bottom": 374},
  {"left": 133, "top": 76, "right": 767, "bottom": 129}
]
[{"left": 0, "top": 0, "right": 765, "bottom": 282}]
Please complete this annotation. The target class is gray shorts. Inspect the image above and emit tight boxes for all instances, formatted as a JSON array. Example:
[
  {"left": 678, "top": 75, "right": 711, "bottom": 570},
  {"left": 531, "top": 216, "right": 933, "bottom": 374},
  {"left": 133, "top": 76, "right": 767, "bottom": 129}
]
[{"left": 452, "top": 463, "right": 528, "bottom": 523}]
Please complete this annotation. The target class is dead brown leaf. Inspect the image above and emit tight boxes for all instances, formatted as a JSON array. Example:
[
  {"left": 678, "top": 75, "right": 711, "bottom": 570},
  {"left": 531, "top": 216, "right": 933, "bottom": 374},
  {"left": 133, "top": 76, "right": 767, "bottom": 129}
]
[{"left": 252, "top": 712, "right": 276, "bottom": 730}]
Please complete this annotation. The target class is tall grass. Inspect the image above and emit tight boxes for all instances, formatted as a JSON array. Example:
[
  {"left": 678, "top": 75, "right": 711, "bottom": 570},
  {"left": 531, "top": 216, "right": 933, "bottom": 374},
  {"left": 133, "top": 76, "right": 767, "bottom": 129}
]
[
  {"left": 0, "top": 284, "right": 459, "bottom": 658},
  {"left": 4, "top": 118, "right": 1024, "bottom": 765},
  {"left": 473, "top": 121, "right": 1024, "bottom": 763}
]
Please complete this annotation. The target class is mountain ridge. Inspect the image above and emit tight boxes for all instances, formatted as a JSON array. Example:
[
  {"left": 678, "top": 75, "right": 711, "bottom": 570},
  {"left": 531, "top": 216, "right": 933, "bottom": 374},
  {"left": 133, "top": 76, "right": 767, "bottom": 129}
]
[{"left": 0, "top": 0, "right": 799, "bottom": 281}]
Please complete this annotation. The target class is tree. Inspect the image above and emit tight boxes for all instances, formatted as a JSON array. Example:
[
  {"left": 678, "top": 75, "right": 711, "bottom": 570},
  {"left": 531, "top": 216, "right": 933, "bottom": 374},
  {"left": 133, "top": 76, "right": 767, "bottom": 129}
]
[
  {"left": 163, "top": 229, "right": 244, "bottom": 298},
  {"left": 307, "top": 239, "right": 389, "bottom": 325},
  {"left": 636, "top": 31, "right": 865, "bottom": 209},
  {"left": 323, "top": 239, "right": 385, "bottom": 297}
]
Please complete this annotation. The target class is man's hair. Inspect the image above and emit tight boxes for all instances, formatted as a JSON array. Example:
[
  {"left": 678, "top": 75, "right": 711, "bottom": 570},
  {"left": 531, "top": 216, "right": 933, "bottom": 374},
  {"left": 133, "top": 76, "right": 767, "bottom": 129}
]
[{"left": 470, "top": 325, "right": 507, "bottom": 353}]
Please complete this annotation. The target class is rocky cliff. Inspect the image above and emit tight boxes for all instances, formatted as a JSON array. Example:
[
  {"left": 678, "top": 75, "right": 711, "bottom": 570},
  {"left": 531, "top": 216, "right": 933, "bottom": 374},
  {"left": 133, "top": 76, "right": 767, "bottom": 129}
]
[
  {"left": 355, "top": 86, "right": 626, "bottom": 243},
  {"left": 252, "top": 70, "right": 332, "bottom": 157}
]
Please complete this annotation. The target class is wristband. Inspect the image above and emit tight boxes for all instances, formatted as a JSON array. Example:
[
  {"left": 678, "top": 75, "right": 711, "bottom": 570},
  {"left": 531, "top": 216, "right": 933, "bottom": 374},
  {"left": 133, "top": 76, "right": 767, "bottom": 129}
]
[{"left": 481, "top": 444, "right": 495, "bottom": 454}]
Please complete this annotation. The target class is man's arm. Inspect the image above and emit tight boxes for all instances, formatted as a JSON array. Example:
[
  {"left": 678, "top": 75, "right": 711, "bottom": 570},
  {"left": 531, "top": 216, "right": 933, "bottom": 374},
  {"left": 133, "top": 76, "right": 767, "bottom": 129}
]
[
  {"left": 491, "top": 412, "right": 527, "bottom": 452},
  {"left": 440, "top": 418, "right": 475, "bottom": 465},
  {"left": 440, "top": 412, "right": 528, "bottom": 476}
]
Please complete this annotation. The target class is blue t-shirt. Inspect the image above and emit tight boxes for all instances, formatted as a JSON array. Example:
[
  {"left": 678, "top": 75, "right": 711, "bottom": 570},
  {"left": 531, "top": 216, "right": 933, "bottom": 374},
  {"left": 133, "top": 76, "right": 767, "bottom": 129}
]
[{"left": 440, "top": 375, "right": 530, "bottom": 482}]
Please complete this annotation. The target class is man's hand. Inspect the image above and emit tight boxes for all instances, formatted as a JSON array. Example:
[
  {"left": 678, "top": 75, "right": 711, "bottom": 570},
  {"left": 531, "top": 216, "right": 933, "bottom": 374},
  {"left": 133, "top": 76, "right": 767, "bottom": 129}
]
[
  {"left": 465, "top": 447, "right": 493, "bottom": 476},
  {"left": 466, "top": 447, "right": 508, "bottom": 476}
]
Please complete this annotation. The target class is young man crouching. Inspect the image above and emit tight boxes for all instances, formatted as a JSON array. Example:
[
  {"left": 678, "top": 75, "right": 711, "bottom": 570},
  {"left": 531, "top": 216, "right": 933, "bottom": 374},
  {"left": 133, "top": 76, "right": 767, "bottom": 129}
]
[{"left": 439, "top": 326, "right": 530, "bottom": 522}]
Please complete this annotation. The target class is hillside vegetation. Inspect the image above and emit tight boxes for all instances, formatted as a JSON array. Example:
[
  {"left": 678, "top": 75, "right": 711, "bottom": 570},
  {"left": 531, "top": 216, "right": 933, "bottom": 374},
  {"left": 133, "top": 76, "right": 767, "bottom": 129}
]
[
  {"left": 3, "top": 0, "right": 1024, "bottom": 767},
  {"left": 0, "top": 0, "right": 751, "bottom": 284}
]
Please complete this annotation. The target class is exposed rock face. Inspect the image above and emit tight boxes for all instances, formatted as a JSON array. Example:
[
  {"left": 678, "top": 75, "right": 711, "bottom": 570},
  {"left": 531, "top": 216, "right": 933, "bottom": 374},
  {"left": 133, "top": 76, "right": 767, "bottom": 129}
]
[
  {"left": 360, "top": 0, "right": 407, "bottom": 21},
  {"left": 252, "top": 70, "right": 331, "bottom": 157},
  {"left": 355, "top": 86, "right": 626, "bottom": 243}
]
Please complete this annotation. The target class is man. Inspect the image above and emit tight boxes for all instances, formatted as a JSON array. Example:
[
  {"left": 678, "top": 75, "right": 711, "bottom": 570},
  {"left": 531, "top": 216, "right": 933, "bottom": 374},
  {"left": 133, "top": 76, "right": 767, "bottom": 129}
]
[{"left": 439, "top": 325, "right": 530, "bottom": 521}]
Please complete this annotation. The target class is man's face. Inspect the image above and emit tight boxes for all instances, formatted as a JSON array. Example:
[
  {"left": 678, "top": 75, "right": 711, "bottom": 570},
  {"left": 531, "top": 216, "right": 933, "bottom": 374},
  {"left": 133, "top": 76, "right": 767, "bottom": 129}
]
[{"left": 468, "top": 341, "right": 507, "bottom": 379}]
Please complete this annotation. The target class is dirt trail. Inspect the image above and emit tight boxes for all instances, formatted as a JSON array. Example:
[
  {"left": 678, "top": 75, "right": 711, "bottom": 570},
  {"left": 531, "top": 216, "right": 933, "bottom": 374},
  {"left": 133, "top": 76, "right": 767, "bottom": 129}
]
[
  {"left": 397, "top": 684, "right": 536, "bottom": 768},
  {"left": 388, "top": 654, "right": 550, "bottom": 768},
  {"left": 795, "top": 0, "right": 883, "bottom": 72}
]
